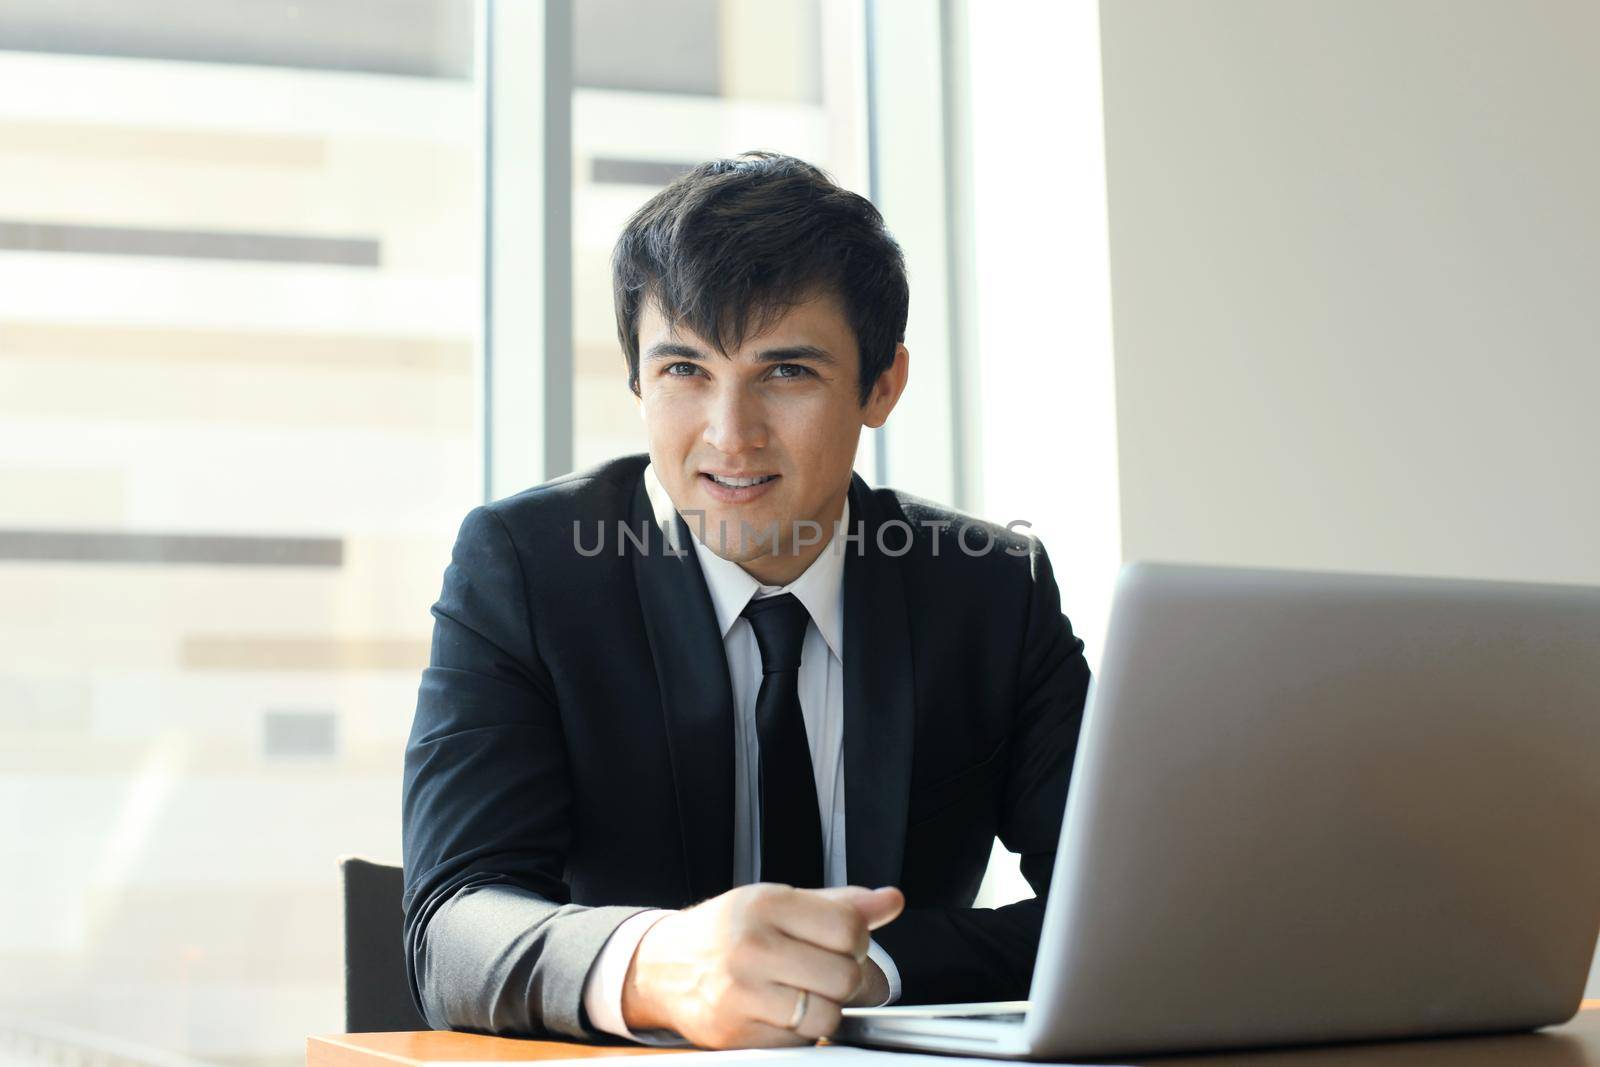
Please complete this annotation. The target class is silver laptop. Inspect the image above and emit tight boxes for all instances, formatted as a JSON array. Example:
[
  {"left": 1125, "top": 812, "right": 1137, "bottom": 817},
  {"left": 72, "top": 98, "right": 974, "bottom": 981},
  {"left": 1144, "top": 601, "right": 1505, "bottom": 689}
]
[{"left": 837, "top": 561, "right": 1600, "bottom": 1059}]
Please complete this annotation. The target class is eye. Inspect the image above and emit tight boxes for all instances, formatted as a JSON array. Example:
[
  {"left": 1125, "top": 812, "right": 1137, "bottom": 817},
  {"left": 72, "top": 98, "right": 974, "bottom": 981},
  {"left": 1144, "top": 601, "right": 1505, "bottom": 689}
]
[
  {"left": 771, "top": 363, "right": 813, "bottom": 380},
  {"left": 663, "top": 361, "right": 701, "bottom": 377}
]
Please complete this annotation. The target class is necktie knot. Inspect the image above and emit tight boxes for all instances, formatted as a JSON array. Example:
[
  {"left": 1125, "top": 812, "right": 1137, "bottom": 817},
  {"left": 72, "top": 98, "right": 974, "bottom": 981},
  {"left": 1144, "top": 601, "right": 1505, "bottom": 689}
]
[{"left": 741, "top": 592, "right": 811, "bottom": 675}]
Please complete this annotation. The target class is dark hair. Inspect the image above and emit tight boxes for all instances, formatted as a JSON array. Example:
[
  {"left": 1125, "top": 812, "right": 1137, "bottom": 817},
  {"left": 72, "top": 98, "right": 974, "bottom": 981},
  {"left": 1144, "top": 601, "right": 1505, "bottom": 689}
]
[{"left": 612, "top": 151, "right": 909, "bottom": 407}]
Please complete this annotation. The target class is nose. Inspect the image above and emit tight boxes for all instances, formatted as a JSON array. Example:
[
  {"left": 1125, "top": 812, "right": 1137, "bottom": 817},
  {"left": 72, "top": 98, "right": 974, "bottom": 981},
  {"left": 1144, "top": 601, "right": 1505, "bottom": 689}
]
[{"left": 702, "top": 381, "right": 768, "bottom": 455}]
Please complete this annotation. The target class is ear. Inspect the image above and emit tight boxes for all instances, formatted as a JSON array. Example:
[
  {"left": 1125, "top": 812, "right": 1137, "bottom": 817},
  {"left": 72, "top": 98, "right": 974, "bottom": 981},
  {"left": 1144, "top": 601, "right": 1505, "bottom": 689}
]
[{"left": 862, "top": 344, "right": 910, "bottom": 430}]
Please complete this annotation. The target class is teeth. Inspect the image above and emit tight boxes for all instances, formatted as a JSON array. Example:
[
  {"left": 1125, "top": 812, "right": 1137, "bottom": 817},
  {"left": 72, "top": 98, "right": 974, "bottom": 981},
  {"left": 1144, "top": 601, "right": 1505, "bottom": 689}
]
[{"left": 710, "top": 474, "right": 774, "bottom": 488}]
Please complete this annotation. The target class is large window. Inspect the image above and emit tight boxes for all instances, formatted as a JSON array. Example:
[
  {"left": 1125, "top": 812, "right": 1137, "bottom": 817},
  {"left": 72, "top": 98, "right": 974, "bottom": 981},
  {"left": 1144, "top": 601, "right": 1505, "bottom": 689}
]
[
  {"left": 0, "top": 4, "right": 482, "bottom": 1062},
  {"left": 0, "top": 2, "right": 1004, "bottom": 1061},
  {"left": 568, "top": 0, "right": 873, "bottom": 476}
]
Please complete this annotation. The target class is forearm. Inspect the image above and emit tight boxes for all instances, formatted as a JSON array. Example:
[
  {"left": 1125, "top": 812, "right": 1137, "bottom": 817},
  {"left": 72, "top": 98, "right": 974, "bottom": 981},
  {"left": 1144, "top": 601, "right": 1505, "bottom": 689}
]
[
  {"left": 869, "top": 534, "right": 1090, "bottom": 1004},
  {"left": 411, "top": 880, "right": 649, "bottom": 1038},
  {"left": 583, "top": 909, "right": 693, "bottom": 1044},
  {"left": 869, "top": 895, "right": 1046, "bottom": 1005}
]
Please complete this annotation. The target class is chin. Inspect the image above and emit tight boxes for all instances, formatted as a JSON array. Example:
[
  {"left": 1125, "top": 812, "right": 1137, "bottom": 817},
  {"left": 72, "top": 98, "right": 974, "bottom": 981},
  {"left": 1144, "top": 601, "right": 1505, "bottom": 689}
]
[{"left": 708, "top": 507, "right": 784, "bottom": 553}]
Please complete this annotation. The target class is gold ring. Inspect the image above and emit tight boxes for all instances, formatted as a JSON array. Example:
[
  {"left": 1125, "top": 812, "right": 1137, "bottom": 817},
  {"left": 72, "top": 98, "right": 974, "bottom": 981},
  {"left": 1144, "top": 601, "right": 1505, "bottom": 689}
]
[{"left": 786, "top": 988, "right": 809, "bottom": 1030}]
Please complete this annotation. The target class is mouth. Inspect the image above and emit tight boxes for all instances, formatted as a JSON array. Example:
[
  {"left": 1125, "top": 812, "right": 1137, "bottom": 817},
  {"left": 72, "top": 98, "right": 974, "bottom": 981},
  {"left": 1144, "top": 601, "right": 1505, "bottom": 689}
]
[{"left": 699, "top": 471, "right": 780, "bottom": 503}]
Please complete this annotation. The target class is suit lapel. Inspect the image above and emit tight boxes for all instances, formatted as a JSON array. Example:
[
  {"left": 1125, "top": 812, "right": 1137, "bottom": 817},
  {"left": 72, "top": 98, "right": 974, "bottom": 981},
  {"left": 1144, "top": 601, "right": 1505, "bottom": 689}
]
[
  {"left": 842, "top": 472, "right": 916, "bottom": 889},
  {"left": 629, "top": 467, "right": 916, "bottom": 898},
  {"left": 628, "top": 474, "right": 736, "bottom": 904}
]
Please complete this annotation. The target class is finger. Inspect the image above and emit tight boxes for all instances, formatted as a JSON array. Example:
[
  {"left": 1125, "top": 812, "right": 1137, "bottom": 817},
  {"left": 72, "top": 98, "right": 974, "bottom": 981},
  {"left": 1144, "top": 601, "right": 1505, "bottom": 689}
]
[
  {"left": 858, "top": 886, "right": 904, "bottom": 930},
  {"left": 792, "top": 986, "right": 845, "bottom": 1041},
  {"left": 749, "top": 931, "right": 864, "bottom": 1005},
  {"left": 811, "top": 885, "right": 905, "bottom": 931},
  {"left": 763, "top": 889, "right": 869, "bottom": 958},
  {"left": 748, "top": 981, "right": 843, "bottom": 1042},
  {"left": 697, "top": 1003, "right": 815, "bottom": 1051},
  {"left": 723, "top": 1019, "right": 817, "bottom": 1050}
]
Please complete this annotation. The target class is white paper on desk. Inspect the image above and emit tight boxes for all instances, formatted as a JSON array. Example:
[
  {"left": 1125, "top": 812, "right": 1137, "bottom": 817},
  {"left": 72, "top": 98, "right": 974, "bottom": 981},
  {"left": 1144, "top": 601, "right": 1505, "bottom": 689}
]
[{"left": 429, "top": 1045, "right": 1131, "bottom": 1067}]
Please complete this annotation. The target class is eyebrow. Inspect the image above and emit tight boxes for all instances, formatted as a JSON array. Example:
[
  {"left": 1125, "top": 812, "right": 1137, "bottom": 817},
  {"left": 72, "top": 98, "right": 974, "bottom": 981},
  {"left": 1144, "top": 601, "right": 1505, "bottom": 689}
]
[{"left": 643, "top": 341, "right": 838, "bottom": 367}]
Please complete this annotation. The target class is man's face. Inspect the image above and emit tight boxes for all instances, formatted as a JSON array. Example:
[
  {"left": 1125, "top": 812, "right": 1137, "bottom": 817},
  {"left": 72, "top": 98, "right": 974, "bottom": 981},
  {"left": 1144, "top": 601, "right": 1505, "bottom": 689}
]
[{"left": 634, "top": 290, "right": 907, "bottom": 583}]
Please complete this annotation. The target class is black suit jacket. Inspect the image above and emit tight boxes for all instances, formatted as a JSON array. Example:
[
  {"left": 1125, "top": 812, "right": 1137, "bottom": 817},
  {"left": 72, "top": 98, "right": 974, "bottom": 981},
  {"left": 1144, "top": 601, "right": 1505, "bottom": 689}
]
[{"left": 401, "top": 452, "right": 1092, "bottom": 1038}]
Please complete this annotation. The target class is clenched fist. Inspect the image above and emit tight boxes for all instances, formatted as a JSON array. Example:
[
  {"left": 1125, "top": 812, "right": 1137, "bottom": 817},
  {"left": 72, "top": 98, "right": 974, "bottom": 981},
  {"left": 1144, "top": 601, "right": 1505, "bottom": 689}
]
[{"left": 620, "top": 883, "right": 905, "bottom": 1048}]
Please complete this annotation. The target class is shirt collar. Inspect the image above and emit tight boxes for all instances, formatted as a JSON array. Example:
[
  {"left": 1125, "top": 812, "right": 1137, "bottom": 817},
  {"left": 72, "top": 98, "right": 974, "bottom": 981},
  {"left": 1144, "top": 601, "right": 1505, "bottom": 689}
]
[{"left": 643, "top": 461, "right": 847, "bottom": 662}]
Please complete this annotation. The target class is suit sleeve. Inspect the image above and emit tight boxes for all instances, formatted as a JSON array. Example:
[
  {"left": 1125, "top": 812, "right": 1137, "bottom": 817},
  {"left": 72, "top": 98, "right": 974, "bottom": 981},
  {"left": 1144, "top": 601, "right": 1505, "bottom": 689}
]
[
  {"left": 402, "top": 505, "right": 648, "bottom": 1038},
  {"left": 869, "top": 535, "right": 1092, "bottom": 1003}
]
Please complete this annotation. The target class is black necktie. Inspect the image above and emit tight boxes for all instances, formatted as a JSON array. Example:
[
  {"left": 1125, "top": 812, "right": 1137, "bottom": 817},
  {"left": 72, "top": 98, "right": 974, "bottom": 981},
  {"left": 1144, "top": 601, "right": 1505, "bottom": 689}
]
[{"left": 741, "top": 592, "right": 825, "bottom": 889}]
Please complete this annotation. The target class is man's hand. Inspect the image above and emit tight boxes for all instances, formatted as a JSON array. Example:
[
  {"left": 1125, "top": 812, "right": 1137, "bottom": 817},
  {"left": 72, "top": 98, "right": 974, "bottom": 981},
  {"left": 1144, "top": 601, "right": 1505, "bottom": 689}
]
[{"left": 620, "top": 883, "right": 904, "bottom": 1048}]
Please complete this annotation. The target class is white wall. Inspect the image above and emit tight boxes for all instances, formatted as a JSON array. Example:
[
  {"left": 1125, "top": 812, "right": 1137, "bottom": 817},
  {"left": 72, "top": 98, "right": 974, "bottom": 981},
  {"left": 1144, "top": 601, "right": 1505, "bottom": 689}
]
[
  {"left": 1098, "top": 0, "right": 1600, "bottom": 994},
  {"left": 1100, "top": 0, "right": 1600, "bottom": 586}
]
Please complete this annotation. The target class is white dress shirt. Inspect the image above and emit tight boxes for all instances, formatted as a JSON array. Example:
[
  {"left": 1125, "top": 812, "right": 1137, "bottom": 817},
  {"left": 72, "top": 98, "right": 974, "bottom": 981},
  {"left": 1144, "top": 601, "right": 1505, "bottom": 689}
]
[{"left": 580, "top": 462, "right": 902, "bottom": 1041}]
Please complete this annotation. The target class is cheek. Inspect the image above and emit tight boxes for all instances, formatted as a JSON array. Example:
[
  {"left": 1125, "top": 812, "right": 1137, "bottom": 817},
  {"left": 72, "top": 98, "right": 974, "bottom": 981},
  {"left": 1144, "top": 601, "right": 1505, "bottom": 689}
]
[
  {"left": 771, "top": 419, "right": 857, "bottom": 483},
  {"left": 773, "top": 396, "right": 856, "bottom": 447},
  {"left": 640, "top": 391, "right": 700, "bottom": 440},
  {"left": 771, "top": 391, "right": 845, "bottom": 431}
]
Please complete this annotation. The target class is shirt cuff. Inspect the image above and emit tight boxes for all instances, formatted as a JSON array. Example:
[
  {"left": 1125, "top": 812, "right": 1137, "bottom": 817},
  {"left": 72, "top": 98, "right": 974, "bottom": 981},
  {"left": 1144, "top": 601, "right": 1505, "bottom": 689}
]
[
  {"left": 865, "top": 937, "right": 902, "bottom": 1006},
  {"left": 581, "top": 908, "right": 688, "bottom": 1044}
]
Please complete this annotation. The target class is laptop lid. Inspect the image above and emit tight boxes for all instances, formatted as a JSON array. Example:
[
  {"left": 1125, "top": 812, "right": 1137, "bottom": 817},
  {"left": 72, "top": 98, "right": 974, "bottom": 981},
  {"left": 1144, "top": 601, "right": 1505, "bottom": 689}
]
[{"left": 1025, "top": 562, "right": 1600, "bottom": 1059}]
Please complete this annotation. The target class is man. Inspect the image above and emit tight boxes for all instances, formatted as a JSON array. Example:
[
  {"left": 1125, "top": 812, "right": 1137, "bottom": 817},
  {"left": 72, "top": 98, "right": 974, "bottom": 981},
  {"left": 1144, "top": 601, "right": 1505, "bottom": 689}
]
[{"left": 401, "top": 152, "right": 1092, "bottom": 1048}]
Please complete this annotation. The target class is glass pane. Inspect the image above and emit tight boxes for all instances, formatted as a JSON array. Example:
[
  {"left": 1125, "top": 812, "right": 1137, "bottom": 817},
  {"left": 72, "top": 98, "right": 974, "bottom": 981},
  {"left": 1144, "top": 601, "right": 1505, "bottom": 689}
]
[
  {"left": 0, "top": 4, "right": 483, "bottom": 1064},
  {"left": 570, "top": 0, "right": 872, "bottom": 474}
]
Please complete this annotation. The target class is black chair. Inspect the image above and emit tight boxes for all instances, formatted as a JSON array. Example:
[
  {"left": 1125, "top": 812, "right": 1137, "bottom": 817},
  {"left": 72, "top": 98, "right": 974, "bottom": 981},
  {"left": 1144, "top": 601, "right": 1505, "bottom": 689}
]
[{"left": 340, "top": 856, "right": 431, "bottom": 1032}]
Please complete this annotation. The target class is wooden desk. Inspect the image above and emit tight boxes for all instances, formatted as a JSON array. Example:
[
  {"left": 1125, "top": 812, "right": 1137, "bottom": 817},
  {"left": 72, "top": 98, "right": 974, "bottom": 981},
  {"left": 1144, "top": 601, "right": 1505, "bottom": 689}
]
[{"left": 310, "top": 1003, "right": 1600, "bottom": 1067}]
